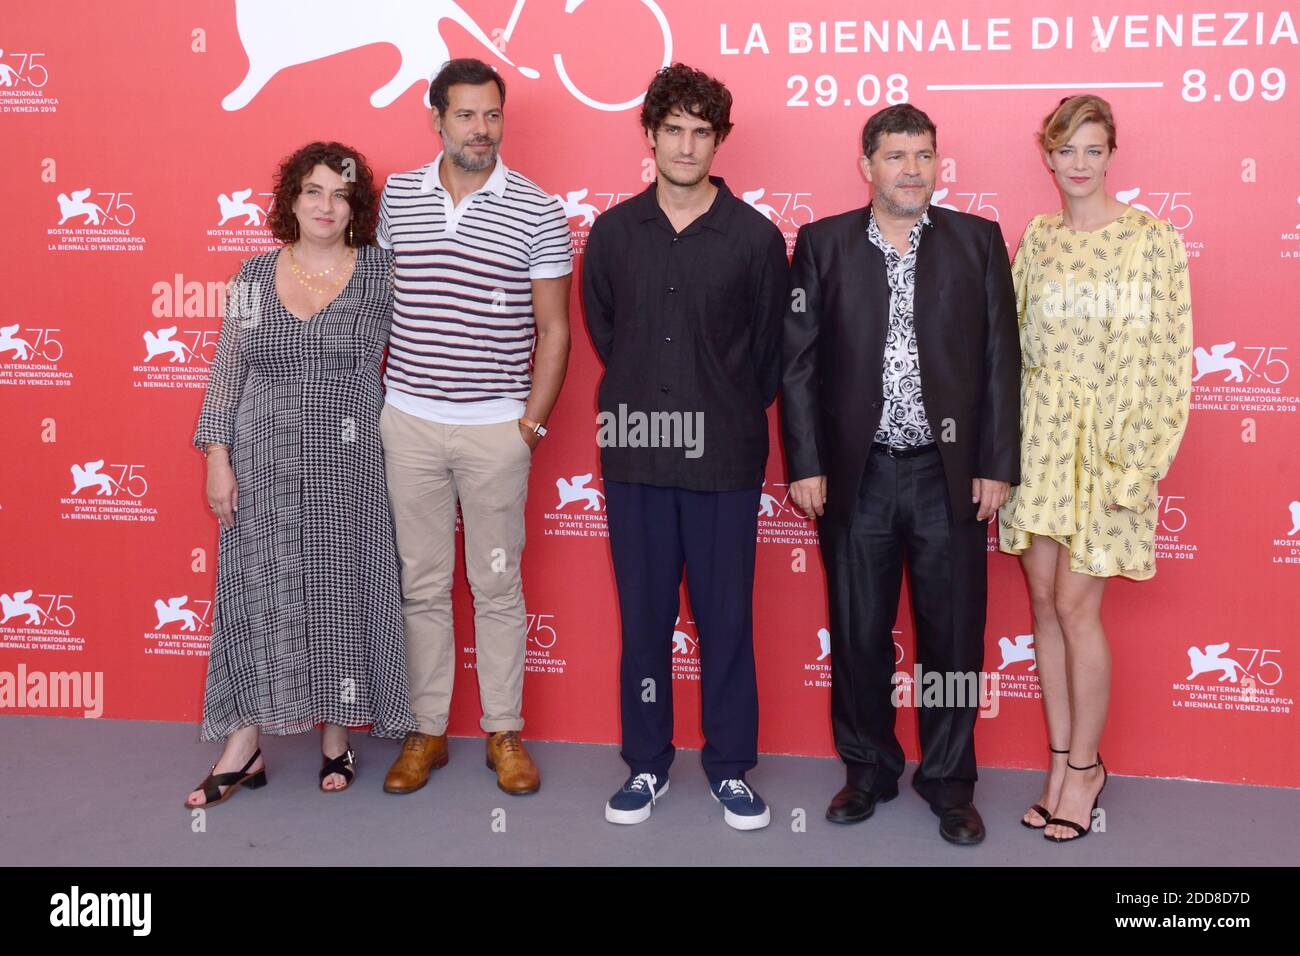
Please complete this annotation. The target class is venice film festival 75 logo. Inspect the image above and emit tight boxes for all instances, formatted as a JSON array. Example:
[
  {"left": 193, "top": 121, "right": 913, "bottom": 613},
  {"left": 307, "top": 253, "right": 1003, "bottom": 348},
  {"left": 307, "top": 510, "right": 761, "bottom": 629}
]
[
  {"left": 551, "top": 188, "right": 635, "bottom": 255},
  {"left": 219, "top": 0, "right": 678, "bottom": 256},
  {"left": 1270, "top": 500, "right": 1300, "bottom": 568},
  {"left": 797, "top": 625, "right": 1014, "bottom": 717},
  {"left": 1283, "top": 194, "right": 1300, "bottom": 260},
  {"left": 1113, "top": 185, "right": 1203, "bottom": 257},
  {"left": 1189, "top": 339, "right": 1297, "bottom": 416},
  {"left": 144, "top": 594, "right": 212, "bottom": 658},
  {"left": 462, "top": 612, "right": 568, "bottom": 677},
  {"left": 757, "top": 482, "right": 818, "bottom": 546},
  {"left": 0, "top": 45, "right": 59, "bottom": 112},
  {"left": 59, "top": 459, "right": 158, "bottom": 523},
  {"left": 215, "top": 0, "right": 811, "bottom": 256},
  {"left": 800, "top": 626, "right": 905, "bottom": 692},
  {"left": 542, "top": 471, "right": 608, "bottom": 538},
  {"left": 131, "top": 274, "right": 231, "bottom": 391},
  {"left": 672, "top": 615, "right": 699, "bottom": 682},
  {"left": 220, "top": 0, "right": 672, "bottom": 112},
  {"left": 741, "top": 188, "right": 815, "bottom": 257},
  {"left": 1153, "top": 492, "right": 1198, "bottom": 564},
  {"left": 0, "top": 588, "right": 85, "bottom": 653},
  {"left": 47, "top": 184, "right": 147, "bottom": 254},
  {"left": 984, "top": 631, "right": 1052, "bottom": 704},
  {"left": 207, "top": 187, "right": 281, "bottom": 254},
  {"left": 1172, "top": 641, "right": 1292, "bottom": 716},
  {"left": 0, "top": 322, "right": 71, "bottom": 388}
]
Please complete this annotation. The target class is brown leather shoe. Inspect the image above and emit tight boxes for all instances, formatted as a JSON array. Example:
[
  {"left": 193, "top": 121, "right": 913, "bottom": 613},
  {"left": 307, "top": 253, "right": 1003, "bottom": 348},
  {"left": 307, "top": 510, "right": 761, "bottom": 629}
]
[
  {"left": 383, "top": 732, "right": 448, "bottom": 794},
  {"left": 485, "top": 731, "right": 540, "bottom": 795}
]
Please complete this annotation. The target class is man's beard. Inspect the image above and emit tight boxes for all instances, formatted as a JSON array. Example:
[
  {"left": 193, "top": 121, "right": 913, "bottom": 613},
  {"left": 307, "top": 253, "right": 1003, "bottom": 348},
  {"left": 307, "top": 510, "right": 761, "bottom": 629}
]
[
  {"left": 448, "top": 138, "right": 499, "bottom": 172},
  {"left": 878, "top": 183, "right": 931, "bottom": 217},
  {"left": 657, "top": 157, "right": 710, "bottom": 188}
]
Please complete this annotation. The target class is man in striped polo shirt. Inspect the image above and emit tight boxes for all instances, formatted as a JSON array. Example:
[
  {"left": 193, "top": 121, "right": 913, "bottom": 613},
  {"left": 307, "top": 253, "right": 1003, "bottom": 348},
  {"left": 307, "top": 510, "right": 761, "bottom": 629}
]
[{"left": 378, "top": 58, "right": 572, "bottom": 798}]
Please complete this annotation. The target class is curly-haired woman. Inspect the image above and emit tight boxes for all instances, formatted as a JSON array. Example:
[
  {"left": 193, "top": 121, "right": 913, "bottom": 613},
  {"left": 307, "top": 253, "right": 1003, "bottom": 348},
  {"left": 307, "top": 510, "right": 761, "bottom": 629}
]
[{"left": 185, "top": 141, "right": 415, "bottom": 807}]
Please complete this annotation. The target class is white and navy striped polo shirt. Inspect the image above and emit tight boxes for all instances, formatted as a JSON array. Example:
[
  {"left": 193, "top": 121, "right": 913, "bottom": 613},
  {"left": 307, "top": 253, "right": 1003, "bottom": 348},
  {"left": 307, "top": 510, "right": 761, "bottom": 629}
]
[{"left": 377, "top": 152, "right": 573, "bottom": 424}]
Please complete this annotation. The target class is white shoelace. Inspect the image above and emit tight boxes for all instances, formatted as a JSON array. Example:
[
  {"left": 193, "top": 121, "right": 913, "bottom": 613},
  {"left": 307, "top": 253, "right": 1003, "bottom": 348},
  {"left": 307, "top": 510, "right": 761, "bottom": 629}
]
[
  {"left": 718, "top": 779, "right": 753, "bottom": 801},
  {"left": 627, "top": 773, "right": 660, "bottom": 803}
]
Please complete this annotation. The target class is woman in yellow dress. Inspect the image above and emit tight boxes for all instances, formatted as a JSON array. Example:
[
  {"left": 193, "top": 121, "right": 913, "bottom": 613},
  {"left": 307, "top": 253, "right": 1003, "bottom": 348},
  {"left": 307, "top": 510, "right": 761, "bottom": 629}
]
[{"left": 998, "top": 95, "right": 1192, "bottom": 842}]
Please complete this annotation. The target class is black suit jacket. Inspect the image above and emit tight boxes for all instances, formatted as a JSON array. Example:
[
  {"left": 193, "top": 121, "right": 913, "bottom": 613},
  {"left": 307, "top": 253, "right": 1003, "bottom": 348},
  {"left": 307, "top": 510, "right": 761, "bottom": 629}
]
[{"left": 781, "top": 203, "right": 1020, "bottom": 527}]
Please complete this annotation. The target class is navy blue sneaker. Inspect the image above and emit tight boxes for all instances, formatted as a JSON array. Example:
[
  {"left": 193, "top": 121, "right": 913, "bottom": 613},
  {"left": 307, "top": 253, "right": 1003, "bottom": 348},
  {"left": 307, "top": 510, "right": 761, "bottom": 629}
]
[
  {"left": 605, "top": 772, "right": 669, "bottom": 825},
  {"left": 711, "top": 778, "right": 771, "bottom": 830}
]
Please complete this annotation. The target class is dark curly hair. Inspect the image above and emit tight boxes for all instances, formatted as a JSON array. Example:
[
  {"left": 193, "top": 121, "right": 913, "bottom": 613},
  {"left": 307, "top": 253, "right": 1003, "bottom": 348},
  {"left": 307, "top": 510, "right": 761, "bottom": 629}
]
[
  {"left": 267, "top": 141, "right": 378, "bottom": 246},
  {"left": 640, "top": 63, "right": 734, "bottom": 142},
  {"left": 861, "top": 104, "right": 936, "bottom": 158}
]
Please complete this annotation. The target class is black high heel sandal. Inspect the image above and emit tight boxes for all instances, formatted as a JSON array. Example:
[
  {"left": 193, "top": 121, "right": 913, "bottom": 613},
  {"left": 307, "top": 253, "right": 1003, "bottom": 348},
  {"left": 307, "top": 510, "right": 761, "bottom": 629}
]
[
  {"left": 320, "top": 747, "right": 356, "bottom": 793},
  {"left": 1021, "top": 745, "right": 1070, "bottom": 830},
  {"left": 186, "top": 747, "right": 267, "bottom": 809},
  {"left": 1044, "top": 754, "right": 1107, "bottom": 842}
]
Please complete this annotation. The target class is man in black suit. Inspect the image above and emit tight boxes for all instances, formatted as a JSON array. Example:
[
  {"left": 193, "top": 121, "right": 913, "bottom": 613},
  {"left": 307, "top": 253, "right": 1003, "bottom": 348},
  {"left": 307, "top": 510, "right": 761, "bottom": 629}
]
[{"left": 781, "top": 104, "right": 1020, "bottom": 844}]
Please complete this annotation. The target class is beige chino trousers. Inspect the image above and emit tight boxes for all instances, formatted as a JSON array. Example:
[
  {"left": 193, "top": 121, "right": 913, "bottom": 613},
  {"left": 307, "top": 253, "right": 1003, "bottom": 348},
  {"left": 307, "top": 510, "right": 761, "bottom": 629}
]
[{"left": 380, "top": 403, "right": 531, "bottom": 736}]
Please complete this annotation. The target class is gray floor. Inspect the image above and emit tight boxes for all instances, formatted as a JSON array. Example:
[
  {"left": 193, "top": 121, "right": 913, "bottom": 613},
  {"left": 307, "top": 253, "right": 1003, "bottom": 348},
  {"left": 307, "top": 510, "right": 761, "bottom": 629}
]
[{"left": 1, "top": 715, "right": 1294, "bottom": 866}]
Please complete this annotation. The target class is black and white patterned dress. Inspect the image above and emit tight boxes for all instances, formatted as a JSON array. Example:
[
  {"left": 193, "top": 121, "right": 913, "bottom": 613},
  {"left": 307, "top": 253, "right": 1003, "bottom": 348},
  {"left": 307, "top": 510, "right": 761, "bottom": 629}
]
[{"left": 193, "top": 244, "right": 415, "bottom": 740}]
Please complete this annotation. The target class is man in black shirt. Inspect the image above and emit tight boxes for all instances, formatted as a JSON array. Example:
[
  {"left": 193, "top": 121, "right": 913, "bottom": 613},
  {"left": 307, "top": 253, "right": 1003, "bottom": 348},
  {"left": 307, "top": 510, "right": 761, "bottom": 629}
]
[{"left": 582, "top": 63, "right": 788, "bottom": 830}]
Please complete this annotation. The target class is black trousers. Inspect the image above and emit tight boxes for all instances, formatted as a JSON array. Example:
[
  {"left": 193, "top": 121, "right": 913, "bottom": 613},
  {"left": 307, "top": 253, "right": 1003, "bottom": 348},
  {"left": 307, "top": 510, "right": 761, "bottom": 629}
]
[
  {"left": 819, "top": 445, "right": 988, "bottom": 809},
  {"left": 604, "top": 479, "right": 761, "bottom": 784}
]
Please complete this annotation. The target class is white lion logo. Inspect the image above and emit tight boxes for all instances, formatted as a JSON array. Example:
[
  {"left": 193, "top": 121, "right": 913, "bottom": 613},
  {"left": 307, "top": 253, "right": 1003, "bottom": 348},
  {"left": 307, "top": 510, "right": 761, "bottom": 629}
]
[
  {"left": 217, "top": 188, "right": 267, "bottom": 226},
  {"left": 997, "top": 634, "right": 1037, "bottom": 671},
  {"left": 143, "top": 327, "right": 190, "bottom": 363},
  {"left": 153, "top": 596, "right": 201, "bottom": 632},
  {"left": 69, "top": 460, "right": 114, "bottom": 496},
  {"left": 0, "top": 324, "right": 35, "bottom": 360},
  {"left": 1186, "top": 643, "right": 1243, "bottom": 683},
  {"left": 555, "top": 473, "right": 605, "bottom": 511},
  {"left": 1192, "top": 342, "right": 1250, "bottom": 383},
  {"left": 741, "top": 187, "right": 780, "bottom": 225},
  {"left": 222, "top": 0, "right": 538, "bottom": 111},
  {"left": 552, "top": 189, "right": 599, "bottom": 228},
  {"left": 672, "top": 617, "right": 696, "bottom": 655},
  {"left": 1115, "top": 187, "right": 1157, "bottom": 217},
  {"left": 56, "top": 188, "right": 109, "bottom": 226},
  {"left": 0, "top": 590, "right": 43, "bottom": 625}
]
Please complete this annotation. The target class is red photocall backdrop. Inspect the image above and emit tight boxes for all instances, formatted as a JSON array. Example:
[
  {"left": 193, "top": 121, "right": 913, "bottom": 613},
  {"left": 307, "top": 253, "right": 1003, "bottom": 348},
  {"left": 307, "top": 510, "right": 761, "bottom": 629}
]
[{"left": 2, "top": 1, "right": 1298, "bottom": 788}]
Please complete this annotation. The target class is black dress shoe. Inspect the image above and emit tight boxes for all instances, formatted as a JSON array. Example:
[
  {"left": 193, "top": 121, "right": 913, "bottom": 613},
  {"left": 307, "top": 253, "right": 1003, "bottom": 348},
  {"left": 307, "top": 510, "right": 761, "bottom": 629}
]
[
  {"left": 826, "top": 783, "right": 899, "bottom": 824},
  {"left": 933, "top": 802, "right": 985, "bottom": 845}
]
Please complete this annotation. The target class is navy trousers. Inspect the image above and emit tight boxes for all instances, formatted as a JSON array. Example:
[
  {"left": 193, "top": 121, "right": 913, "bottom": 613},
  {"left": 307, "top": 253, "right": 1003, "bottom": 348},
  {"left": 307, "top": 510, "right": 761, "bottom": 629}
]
[{"left": 604, "top": 479, "right": 761, "bottom": 784}]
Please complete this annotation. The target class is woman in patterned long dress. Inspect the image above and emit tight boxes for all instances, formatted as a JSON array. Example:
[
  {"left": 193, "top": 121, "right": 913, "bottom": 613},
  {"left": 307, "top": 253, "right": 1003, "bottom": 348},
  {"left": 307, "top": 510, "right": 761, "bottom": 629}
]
[
  {"left": 186, "top": 142, "right": 415, "bottom": 807},
  {"left": 998, "top": 96, "right": 1192, "bottom": 841}
]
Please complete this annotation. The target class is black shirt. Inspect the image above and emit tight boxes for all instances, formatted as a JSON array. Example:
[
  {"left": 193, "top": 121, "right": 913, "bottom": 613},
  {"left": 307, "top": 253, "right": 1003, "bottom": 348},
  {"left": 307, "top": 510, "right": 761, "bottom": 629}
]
[{"left": 581, "top": 177, "right": 789, "bottom": 491}]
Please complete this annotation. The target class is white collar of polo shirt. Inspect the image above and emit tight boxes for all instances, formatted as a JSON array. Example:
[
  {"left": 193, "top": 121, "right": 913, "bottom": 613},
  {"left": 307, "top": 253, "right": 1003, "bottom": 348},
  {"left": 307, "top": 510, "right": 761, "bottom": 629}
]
[{"left": 420, "top": 150, "right": 509, "bottom": 234}]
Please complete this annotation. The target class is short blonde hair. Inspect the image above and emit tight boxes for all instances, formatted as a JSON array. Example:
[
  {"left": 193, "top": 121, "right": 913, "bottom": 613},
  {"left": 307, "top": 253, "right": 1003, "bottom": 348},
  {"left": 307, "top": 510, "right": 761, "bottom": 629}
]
[{"left": 1037, "top": 95, "right": 1117, "bottom": 153}]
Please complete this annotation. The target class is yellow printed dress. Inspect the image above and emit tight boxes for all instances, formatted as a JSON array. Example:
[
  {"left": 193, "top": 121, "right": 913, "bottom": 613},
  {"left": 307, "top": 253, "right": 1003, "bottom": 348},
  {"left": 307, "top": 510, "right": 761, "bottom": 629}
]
[{"left": 998, "top": 209, "right": 1193, "bottom": 579}]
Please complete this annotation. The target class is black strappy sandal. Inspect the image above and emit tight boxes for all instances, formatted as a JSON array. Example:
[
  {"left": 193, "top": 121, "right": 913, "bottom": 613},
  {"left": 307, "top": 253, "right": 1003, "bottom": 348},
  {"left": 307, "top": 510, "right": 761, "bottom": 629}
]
[
  {"left": 319, "top": 747, "right": 356, "bottom": 793},
  {"left": 1021, "top": 745, "right": 1070, "bottom": 829},
  {"left": 1045, "top": 754, "right": 1107, "bottom": 842},
  {"left": 186, "top": 748, "right": 267, "bottom": 809}
]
